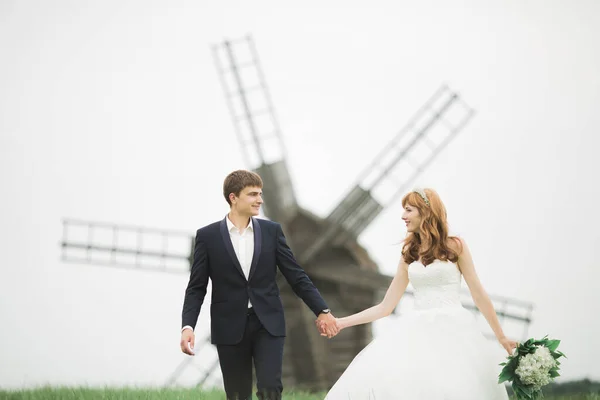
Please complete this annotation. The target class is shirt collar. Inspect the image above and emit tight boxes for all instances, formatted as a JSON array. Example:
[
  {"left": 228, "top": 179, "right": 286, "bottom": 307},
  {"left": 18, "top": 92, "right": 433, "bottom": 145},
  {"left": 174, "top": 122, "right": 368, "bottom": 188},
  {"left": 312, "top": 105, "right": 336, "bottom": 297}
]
[{"left": 226, "top": 215, "right": 253, "bottom": 233}]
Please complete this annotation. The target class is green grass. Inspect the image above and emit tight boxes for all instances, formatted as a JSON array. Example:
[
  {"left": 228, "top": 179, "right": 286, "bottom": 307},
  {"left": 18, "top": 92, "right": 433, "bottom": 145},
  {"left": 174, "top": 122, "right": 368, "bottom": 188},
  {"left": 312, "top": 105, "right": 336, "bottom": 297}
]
[
  {"left": 0, "top": 387, "right": 326, "bottom": 400},
  {"left": 1, "top": 387, "right": 599, "bottom": 400},
  {"left": 535, "top": 397, "right": 600, "bottom": 400}
]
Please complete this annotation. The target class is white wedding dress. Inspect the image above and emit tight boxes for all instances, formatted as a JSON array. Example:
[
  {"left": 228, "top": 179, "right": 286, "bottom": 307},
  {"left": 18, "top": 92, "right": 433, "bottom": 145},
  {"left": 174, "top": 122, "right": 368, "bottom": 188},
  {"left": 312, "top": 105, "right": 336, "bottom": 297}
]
[{"left": 325, "top": 259, "right": 509, "bottom": 400}]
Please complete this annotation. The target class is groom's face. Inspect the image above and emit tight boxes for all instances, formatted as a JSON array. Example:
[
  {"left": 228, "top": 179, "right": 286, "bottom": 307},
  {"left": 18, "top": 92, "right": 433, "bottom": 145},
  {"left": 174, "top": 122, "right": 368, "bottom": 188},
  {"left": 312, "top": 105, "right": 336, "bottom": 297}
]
[{"left": 232, "top": 186, "right": 263, "bottom": 216}]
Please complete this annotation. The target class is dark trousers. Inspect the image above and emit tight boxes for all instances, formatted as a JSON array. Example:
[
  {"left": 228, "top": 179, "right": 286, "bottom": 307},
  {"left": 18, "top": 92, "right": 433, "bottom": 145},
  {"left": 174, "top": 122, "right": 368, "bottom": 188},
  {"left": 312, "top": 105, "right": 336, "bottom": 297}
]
[{"left": 216, "top": 308, "right": 285, "bottom": 400}]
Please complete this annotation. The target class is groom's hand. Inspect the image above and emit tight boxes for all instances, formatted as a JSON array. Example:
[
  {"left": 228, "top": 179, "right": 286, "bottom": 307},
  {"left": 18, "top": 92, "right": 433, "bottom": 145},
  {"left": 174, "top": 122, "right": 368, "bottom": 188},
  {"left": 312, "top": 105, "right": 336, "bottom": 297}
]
[
  {"left": 316, "top": 313, "right": 339, "bottom": 338},
  {"left": 180, "top": 328, "right": 195, "bottom": 356}
]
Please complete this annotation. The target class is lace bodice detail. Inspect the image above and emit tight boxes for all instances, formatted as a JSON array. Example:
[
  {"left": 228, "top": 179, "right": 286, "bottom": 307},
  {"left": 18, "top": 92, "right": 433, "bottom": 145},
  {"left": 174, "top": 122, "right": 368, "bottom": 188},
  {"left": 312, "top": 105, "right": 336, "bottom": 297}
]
[{"left": 408, "top": 260, "right": 462, "bottom": 310}]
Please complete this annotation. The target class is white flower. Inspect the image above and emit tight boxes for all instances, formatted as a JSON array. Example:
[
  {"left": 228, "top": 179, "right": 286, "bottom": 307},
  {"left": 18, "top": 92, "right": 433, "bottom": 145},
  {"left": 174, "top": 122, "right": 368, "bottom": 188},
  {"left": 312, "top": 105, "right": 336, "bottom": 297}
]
[{"left": 515, "top": 345, "right": 557, "bottom": 390}]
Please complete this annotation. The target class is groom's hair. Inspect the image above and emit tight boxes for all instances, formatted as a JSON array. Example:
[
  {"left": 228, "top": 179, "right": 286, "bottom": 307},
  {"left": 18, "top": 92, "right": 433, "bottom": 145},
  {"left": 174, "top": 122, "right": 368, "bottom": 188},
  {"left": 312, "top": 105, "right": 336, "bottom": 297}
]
[{"left": 223, "top": 170, "right": 263, "bottom": 206}]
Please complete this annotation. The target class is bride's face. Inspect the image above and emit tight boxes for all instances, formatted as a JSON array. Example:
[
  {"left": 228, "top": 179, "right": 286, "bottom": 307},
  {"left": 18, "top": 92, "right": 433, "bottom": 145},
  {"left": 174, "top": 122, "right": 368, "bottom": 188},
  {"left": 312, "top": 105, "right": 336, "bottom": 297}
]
[{"left": 402, "top": 204, "right": 421, "bottom": 233}]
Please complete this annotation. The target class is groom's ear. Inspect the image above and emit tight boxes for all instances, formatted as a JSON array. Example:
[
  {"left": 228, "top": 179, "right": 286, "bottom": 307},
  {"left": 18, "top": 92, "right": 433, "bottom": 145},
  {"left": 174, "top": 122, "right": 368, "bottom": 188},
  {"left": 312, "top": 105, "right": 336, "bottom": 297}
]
[{"left": 228, "top": 192, "right": 236, "bottom": 205}]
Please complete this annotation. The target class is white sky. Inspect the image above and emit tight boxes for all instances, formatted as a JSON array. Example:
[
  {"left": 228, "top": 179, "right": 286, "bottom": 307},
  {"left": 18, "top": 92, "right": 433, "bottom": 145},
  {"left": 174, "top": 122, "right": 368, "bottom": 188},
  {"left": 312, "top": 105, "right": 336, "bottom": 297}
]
[{"left": 1, "top": 0, "right": 599, "bottom": 389}]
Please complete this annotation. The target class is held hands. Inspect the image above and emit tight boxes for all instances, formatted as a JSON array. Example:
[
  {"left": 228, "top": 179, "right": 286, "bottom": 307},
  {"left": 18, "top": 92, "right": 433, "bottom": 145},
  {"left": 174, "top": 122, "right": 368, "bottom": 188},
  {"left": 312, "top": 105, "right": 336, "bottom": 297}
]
[
  {"left": 315, "top": 313, "right": 341, "bottom": 339},
  {"left": 498, "top": 336, "right": 518, "bottom": 355},
  {"left": 180, "top": 328, "right": 196, "bottom": 356}
]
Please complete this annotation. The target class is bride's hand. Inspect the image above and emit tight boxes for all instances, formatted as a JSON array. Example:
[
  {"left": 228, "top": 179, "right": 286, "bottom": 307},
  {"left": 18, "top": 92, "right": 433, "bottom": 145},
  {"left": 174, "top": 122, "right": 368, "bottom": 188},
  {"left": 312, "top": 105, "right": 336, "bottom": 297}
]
[
  {"left": 334, "top": 318, "right": 342, "bottom": 331},
  {"left": 499, "top": 337, "right": 518, "bottom": 355}
]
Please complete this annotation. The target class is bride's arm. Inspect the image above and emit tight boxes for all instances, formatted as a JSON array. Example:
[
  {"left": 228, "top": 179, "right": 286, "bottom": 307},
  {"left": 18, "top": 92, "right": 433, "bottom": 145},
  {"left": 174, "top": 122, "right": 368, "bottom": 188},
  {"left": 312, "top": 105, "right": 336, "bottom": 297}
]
[
  {"left": 337, "top": 259, "right": 409, "bottom": 330},
  {"left": 456, "top": 238, "right": 508, "bottom": 341}
]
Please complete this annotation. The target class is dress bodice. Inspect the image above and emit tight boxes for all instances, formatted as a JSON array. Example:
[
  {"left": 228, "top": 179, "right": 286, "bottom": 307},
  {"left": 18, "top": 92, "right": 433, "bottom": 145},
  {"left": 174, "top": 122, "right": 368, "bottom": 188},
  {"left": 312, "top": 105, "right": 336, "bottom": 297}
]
[{"left": 408, "top": 260, "right": 462, "bottom": 310}]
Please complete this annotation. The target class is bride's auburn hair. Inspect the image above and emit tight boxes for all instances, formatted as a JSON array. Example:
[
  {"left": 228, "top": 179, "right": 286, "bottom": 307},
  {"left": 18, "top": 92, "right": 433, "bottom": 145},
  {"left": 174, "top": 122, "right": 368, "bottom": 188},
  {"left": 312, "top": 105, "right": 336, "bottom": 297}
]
[{"left": 401, "top": 188, "right": 462, "bottom": 266}]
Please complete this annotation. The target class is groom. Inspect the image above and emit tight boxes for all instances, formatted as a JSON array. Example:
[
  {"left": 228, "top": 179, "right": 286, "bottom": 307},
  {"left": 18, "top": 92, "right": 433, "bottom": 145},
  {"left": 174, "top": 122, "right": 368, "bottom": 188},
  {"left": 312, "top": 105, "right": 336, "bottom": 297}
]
[{"left": 180, "top": 170, "right": 338, "bottom": 400}]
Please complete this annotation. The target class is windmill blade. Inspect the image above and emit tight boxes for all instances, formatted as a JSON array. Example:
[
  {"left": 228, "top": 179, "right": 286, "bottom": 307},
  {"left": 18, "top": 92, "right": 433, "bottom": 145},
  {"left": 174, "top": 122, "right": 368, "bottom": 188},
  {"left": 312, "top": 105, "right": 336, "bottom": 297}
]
[
  {"left": 164, "top": 332, "right": 222, "bottom": 388},
  {"left": 60, "top": 218, "right": 194, "bottom": 274},
  {"left": 212, "top": 35, "right": 297, "bottom": 223},
  {"left": 334, "top": 85, "right": 475, "bottom": 235},
  {"left": 299, "top": 85, "right": 474, "bottom": 265},
  {"left": 61, "top": 219, "right": 224, "bottom": 386}
]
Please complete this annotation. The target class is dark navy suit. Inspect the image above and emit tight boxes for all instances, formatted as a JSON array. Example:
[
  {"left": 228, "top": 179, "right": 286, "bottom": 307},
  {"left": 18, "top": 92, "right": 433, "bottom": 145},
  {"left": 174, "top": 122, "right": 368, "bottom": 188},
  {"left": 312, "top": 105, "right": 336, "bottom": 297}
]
[{"left": 182, "top": 217, "right": 328, "bottom": 399}]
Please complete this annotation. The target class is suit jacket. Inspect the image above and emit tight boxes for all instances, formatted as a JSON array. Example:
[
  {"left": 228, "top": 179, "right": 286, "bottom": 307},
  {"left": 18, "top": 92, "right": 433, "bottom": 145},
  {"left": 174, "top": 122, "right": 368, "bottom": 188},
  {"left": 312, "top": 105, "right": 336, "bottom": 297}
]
[{"left": 181, "top": 217, "right": 328, "bottom": 345}]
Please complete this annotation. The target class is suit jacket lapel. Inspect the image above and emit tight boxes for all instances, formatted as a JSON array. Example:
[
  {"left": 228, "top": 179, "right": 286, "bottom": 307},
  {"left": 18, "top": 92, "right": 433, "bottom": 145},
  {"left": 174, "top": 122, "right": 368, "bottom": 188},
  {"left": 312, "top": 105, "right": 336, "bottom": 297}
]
[
  {"left": 219, "top": 218, "right": 246, "bottom": 280},
  {"left": 248, "top": 217, "right": 262, "bottom": 282}
]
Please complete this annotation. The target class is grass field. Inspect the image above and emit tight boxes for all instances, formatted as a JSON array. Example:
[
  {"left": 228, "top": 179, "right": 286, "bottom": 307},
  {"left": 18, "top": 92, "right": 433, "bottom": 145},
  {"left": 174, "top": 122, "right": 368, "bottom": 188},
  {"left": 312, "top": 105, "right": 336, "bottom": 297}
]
[
  {"left": 0, "top": 387, "right": 321, "bottom": 400},
  {"left": 0, "top": 388, "right": 599, "bottom": 400}
]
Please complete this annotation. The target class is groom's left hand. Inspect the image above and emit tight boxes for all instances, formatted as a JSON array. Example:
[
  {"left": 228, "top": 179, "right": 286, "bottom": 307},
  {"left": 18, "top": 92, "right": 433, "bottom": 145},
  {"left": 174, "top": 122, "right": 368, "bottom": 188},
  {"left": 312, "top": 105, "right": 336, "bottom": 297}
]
[{"left": 316, "top": 312, "right": 339, "bottom": 338}]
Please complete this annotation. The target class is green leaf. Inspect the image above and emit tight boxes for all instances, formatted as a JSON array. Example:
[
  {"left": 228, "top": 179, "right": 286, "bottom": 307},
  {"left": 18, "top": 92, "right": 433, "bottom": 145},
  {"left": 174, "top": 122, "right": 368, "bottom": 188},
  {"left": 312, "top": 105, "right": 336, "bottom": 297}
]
[
  {"left": 498, "top": 370, "right": 512, "bottom": 384},
  {"left": 546, "top": 339, "right": 560, "bottom": 352},
  {"left": 514, "top": 384, "right": 533, "bottom": 400},
  {"left": 521, "top": 343, "right": 535, "bottom": 354},
  {"left": 553, "top": 350, "right": 566, "bottom": 359},
  {"left": 549, "top": 369, "right": 560, "bottom": 378}
]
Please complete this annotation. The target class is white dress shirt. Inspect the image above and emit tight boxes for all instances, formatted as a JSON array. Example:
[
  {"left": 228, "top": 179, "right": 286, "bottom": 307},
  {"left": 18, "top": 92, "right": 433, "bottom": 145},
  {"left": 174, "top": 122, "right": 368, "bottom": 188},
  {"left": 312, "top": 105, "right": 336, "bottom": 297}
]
[
  {"left": 226, "top": 216, "right": 254, "bottom": 284},
  {"left": 182, "top": 216, "right": 254, "bottom": 333}
]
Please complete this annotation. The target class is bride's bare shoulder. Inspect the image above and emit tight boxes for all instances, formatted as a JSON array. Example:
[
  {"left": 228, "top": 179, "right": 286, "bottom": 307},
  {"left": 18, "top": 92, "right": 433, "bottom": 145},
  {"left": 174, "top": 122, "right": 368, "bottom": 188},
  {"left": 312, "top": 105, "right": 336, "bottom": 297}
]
[{"left": 447, "top": 236, "right": 465, "bottom": 255}]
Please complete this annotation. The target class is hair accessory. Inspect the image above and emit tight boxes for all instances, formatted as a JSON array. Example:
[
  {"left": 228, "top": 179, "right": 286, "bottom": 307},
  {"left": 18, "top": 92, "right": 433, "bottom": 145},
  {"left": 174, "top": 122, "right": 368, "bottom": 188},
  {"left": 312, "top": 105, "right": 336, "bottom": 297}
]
[{"left": 413, "top": 188, "right": 430, "bottom": 206}]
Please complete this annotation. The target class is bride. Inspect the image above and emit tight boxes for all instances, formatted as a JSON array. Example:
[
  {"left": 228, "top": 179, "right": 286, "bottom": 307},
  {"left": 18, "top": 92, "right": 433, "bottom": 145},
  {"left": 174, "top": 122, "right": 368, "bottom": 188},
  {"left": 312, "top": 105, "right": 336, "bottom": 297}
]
[{"left": 320, "top": 188, "right": 516, "bottom": 399}]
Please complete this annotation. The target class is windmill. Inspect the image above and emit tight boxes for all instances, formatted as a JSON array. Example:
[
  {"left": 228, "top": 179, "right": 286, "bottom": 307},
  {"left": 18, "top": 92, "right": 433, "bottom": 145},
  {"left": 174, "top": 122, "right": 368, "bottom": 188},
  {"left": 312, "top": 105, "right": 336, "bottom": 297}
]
[{"left": 60, "top": 35, "right": 534, "bottom": 392}]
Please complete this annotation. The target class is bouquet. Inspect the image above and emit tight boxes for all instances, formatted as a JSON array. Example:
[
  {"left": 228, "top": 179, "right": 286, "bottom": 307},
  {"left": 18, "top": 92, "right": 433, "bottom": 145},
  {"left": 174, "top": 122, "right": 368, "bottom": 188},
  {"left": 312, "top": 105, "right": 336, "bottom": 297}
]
[{"left": 498, "top": 335, "right": 566, "bottom": 399}]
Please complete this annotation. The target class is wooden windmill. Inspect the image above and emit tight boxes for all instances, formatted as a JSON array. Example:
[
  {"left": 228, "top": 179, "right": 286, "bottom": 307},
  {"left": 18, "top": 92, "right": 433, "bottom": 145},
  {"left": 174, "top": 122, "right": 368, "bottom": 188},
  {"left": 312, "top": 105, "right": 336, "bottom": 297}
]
[{"left": 60, "top": 35, "right": 534, "bottom": 392}]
